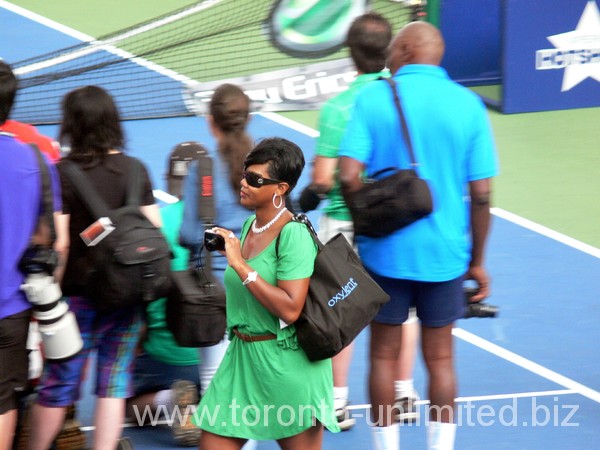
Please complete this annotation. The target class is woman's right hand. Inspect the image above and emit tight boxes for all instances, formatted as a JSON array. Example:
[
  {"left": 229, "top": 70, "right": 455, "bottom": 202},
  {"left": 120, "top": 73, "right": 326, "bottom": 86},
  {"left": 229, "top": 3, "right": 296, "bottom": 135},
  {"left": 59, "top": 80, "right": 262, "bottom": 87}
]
[{"left": 208, "top": 227, "right": 244, "bottom": 268}]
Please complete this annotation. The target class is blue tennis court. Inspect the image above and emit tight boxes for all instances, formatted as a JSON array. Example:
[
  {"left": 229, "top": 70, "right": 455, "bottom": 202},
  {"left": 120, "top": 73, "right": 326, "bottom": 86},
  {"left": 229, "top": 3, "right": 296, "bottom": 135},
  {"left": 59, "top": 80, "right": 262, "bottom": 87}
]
[{"left": 2, "top": 2, "right": 599, "bottom": 449}]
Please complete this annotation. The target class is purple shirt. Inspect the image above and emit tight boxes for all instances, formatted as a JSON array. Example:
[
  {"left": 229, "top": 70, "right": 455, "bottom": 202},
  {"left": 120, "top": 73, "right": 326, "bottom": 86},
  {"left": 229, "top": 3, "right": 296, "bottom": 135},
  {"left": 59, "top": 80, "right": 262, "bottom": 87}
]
[{"left": 0, "top": 134, "right": 61, "bottom": 319}]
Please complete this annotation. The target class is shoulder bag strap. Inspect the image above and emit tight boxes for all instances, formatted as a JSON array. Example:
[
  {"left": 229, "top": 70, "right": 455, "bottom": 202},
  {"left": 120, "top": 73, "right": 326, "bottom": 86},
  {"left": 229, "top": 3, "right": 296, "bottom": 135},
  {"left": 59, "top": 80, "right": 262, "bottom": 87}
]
[
  {"left": 124, "top": 158, "right": 143, "bottom": 208},
  {"left": 60, "top": 160, "right": 110, "bottom": 220},
  {"left": 193, "top": 146, "right": 216, "bottom": 269},
  {"left": 196, "top": 147, "right": 216, "bottom": 227},
  {"left": 275, "top": 213, "right": 324, "bottom": 258},
  {"left": 385, "top": 77, "right": 419, "bottom": 168},
  {"left": 29, "top": 144, "right": 56, "bottom": 245}
]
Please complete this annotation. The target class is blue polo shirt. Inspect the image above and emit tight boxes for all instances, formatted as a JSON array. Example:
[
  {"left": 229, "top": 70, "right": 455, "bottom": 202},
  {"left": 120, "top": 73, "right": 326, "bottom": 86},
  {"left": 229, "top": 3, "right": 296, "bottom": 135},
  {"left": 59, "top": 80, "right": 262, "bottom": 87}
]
[
  {"left": 0, "top": 135, "right": 62, "bottom": 319},
  {"left": 339, "top": 65, "right": 499, "bottom": 282}
]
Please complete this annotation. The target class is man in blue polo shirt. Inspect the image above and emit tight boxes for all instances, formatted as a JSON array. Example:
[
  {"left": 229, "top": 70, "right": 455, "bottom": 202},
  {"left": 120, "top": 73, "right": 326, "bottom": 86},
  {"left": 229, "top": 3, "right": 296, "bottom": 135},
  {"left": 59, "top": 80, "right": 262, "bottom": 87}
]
[
  {"left": 0, "top": 60, "right": 62, "bottom": 450},
  {"left": 339, "top": 22, "right": 498, "bottom": 450}
]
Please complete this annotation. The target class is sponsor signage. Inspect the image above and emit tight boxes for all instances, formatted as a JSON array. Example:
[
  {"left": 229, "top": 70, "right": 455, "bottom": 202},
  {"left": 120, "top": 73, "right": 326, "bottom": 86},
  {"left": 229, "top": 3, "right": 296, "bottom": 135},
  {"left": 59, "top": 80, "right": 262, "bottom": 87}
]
[
  {"left": 503, "top": 0, "right": 600, "bottom": 113},
  {"left": 183, "top": 58, "right": 356, "bottom": 115}
]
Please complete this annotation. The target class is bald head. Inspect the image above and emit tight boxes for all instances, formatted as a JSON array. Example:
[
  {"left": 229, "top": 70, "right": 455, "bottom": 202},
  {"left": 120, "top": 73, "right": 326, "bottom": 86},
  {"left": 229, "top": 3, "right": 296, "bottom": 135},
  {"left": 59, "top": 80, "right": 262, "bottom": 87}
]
[{"left": 387, "top": 21, "right": 445, "bottom": 74}]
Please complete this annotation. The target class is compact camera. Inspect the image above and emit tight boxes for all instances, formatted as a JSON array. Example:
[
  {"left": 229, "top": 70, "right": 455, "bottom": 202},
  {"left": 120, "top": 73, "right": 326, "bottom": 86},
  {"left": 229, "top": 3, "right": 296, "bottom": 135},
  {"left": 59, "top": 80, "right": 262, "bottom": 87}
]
[
  {"left": 204, "top": 230, "right": 225, "bottom": 252},
  {"left": 19, "top": 245, "right": 83, "bottom": 360},
  {"left": 464, "top": 287, "right": 499, "bottom": 319}
]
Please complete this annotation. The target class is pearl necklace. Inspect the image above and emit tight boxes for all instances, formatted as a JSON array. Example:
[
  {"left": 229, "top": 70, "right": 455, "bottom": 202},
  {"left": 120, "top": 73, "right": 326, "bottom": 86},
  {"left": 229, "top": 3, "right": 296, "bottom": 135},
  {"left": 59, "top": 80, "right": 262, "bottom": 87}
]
[{"left": 252, "top": 207, "right": 288, "bottom": 234}]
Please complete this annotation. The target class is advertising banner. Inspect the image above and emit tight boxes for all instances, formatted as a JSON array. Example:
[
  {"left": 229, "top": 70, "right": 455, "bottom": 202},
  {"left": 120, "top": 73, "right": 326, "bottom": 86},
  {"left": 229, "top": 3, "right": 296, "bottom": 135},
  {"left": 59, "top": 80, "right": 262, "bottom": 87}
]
[
  {"left": 184, "top": 58, "right": 357, "bottom": 115},
  {"left": 503, "top": 0, "right": 600, "bottom": 113}
]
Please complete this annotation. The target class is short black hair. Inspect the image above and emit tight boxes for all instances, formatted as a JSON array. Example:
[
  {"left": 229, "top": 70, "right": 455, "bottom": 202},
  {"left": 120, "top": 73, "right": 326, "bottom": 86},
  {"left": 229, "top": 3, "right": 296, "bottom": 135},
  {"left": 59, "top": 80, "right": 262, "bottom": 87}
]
[
  {"left": 244, "top": 137, "right": 305, "bottom": 195},
  {"left": 346, "top": 12, "right": 393, "bottom": 74},
  {"left": 0, "top": 61, "right": 18, "bottom": 125}
]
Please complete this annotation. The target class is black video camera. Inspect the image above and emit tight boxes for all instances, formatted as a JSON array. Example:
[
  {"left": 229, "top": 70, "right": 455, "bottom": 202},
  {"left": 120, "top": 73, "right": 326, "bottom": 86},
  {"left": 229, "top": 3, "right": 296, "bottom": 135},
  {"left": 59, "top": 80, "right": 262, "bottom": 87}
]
[
  {"left": 464, "top": 287, "right": 499, "bottom": 319},
  {"left": 204, "top": 230, "right": 225, "bottom": 252}
]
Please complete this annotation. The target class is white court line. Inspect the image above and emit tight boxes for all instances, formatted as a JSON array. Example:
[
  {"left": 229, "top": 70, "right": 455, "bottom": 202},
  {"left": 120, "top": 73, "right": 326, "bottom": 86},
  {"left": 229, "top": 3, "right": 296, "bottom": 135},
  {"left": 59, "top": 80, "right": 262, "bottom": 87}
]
[
  {"left": 348, "top": 389, "right": 577, "bottom": 410},
  {"left": 78, "top": 389, "right": 577, "bottom": 431},
  {"left": 152, "top": 189, "right": 178, "bottom": 205},
  {"left": 257, "top": 113, "right": 600, "bottom": 258},
  {"left": 491, "top": 207, "right": 600, "bottom": 258},
  {"left": 257, "top": 112, "right": 321, "bottom": 138},
  {"left": 0, "top": 0, "right": 93, "bottom": 41},
  {"left": 453, "top": 328, "right": 600, "bottom": 404},
  {"left": 0, "top": 0, "right": 194, "bottom": 84}
]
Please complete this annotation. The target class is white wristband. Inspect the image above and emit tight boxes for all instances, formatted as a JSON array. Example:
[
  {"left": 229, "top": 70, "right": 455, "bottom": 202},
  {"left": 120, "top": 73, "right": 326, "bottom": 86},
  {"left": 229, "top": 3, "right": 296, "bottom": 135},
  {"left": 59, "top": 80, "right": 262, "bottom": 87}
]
[{"left": 242, "top": 271, "right": 258, "bottom": 286}]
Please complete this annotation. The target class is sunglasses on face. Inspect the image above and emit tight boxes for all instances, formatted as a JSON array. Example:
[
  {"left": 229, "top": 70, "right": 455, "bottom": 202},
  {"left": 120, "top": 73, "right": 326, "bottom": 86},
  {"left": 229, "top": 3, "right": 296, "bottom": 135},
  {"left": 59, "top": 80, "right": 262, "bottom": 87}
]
[{"left": 242, "top": 171, "right": 282, "bottom": 188}]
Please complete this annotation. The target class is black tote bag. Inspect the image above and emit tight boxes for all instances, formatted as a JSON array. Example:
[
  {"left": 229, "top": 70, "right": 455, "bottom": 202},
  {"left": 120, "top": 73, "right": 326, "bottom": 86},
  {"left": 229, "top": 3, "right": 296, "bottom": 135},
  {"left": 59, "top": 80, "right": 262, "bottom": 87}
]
[{"left": 284, "top": 215, "right": 390, "bottom": 361}]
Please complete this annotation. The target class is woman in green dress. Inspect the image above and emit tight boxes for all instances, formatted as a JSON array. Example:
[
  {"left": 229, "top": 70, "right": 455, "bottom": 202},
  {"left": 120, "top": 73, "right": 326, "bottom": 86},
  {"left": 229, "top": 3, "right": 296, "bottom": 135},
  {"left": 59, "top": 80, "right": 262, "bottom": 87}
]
[{"left": 195, "top": 137, "right": 339, "bottom": 449}]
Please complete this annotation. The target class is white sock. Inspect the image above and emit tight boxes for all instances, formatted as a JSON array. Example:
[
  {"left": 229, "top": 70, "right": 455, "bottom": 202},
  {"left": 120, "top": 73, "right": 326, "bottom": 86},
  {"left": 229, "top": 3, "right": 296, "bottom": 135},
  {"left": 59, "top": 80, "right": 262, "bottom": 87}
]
[
  {"left": 333, "top": 386, "right": 349, "bottom": 410},
  {"left": 198, "top": 337, "right": 229, "bottom": 395},
  {"left": 395, "top": 379, "right": 415, "bottom": 399},
  {"left": 427, "top": 421, "right": 456, "bottom": 450},
  {"left": 241, "top": 440, "right": 258, "bottom": 450},
  {"left": 371, "top": 423, "right": 400, "bottom": 450},
  {"left": 153, "top": 389, "right": 173, "bottom": 409}
]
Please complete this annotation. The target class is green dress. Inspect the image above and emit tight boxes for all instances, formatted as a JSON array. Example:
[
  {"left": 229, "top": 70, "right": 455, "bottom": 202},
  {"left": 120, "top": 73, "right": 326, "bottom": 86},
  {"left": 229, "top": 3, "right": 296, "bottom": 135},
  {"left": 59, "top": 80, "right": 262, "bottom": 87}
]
[{"left": 194, "top": 217, "right": 340, "bottom": 439}]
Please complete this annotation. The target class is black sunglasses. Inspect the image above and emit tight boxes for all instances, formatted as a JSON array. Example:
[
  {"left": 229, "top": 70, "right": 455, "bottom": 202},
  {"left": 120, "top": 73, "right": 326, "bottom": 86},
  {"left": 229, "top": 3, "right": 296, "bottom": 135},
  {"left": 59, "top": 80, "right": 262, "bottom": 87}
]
[{"left": 242, "top": 171, "right": 282, "bottom": 188}]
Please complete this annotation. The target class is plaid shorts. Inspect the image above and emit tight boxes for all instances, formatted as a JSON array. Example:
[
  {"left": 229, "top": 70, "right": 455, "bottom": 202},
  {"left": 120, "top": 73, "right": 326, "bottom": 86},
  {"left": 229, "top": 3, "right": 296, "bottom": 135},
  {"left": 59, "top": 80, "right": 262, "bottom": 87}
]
[{"left": 36, "top": 296, "right": 143, "bottom": 407}]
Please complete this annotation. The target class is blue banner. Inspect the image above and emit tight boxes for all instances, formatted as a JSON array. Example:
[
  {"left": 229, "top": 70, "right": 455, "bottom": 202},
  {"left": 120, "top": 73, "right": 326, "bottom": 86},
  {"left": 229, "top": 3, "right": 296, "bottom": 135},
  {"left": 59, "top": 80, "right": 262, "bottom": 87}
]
[{"left": 503, "top": 0, "right": 600, "bottom": 113}]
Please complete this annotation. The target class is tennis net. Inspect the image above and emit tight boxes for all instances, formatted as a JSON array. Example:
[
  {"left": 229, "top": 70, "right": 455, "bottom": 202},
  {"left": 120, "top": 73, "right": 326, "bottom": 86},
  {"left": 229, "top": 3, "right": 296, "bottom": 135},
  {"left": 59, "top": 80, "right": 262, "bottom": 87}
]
[{"left": 11, "top": 0, "right": 423, "bottom": 125}]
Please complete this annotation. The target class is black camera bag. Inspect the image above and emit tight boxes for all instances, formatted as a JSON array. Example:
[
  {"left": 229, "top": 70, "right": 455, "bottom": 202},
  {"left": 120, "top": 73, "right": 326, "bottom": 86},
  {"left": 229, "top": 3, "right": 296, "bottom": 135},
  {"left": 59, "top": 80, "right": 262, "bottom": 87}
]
[
  {"left": 167, "top": 264, "right": 226, "bottom": 347},
  {"left": 347, "top": 78, "right": 433, "bottom": 238}
]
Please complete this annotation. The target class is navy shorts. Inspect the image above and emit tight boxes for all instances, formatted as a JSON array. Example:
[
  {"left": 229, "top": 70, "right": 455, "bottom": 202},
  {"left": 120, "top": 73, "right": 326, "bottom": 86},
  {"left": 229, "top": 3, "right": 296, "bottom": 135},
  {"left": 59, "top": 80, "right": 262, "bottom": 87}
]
[
  {"left": 132, "top": 352, "right": 200, "bottom": 396},
  {"left": 369, "top": 271, "right": 465, "bottom": 327}
]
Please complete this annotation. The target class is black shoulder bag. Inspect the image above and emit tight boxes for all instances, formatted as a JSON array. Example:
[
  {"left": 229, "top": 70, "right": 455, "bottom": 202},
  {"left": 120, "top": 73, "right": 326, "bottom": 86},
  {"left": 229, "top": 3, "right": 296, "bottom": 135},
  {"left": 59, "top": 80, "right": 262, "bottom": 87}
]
[
  {"left": 347, "top": 78, "right": 433, "bottom": 238},
  {"left": 166, "top": 147, "right": 227, "bottom": 347},
  {"left": 277, "top": 214, "right": 390, "bottom": 361}
]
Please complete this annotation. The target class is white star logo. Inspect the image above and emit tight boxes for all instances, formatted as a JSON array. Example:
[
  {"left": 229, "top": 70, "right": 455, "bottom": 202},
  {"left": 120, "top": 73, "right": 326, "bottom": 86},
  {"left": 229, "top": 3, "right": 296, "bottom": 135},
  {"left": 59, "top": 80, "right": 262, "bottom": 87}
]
[{"left": 546, "top": 0, "right": 600, "bottom": 91}]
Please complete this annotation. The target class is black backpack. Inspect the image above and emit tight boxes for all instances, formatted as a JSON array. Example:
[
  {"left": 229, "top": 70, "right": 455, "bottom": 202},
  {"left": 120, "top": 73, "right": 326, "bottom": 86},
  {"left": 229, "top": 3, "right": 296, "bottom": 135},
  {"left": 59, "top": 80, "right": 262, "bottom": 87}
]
[{"left": 61, "top": 159, "right": 172, "bottom": 311}]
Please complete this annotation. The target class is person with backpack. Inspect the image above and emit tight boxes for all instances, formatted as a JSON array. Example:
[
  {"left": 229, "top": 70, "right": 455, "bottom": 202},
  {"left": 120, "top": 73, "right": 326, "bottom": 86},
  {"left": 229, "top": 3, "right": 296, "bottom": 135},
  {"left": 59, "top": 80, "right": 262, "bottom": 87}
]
[
  {"left": 179, "top": 83, "right": 258, "bottom": 450},
  {"left": 28, "top": 85, "right": 163, "bottom": 450},
  {"left": 125, "top": 142, "right": 205, "bottom": 447}
]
